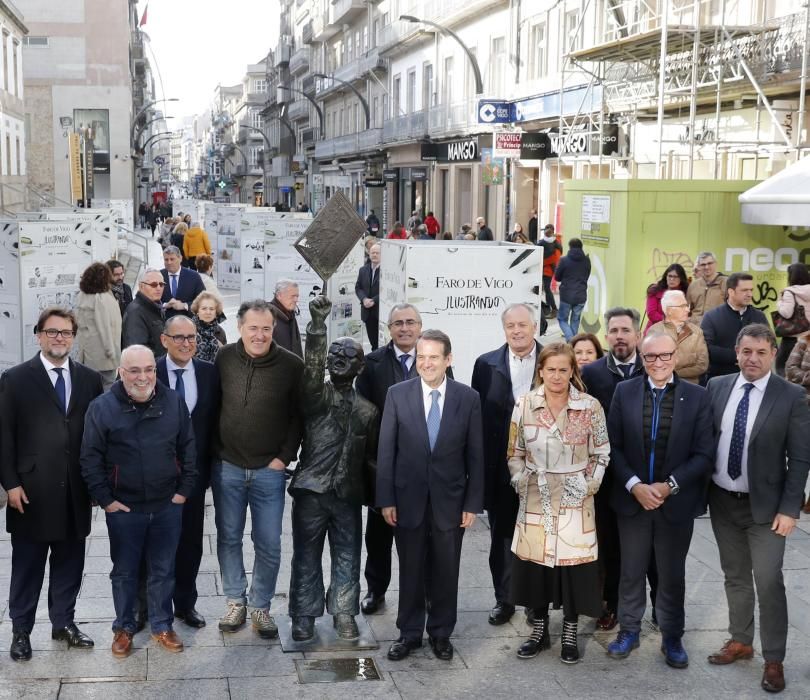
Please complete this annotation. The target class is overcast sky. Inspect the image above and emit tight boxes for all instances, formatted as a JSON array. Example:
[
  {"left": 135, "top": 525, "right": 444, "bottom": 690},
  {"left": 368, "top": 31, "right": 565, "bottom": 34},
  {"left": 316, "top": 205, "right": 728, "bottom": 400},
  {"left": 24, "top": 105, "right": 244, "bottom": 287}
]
[{"left": 136, "top": 0, "right": 280, "bottom": 128}]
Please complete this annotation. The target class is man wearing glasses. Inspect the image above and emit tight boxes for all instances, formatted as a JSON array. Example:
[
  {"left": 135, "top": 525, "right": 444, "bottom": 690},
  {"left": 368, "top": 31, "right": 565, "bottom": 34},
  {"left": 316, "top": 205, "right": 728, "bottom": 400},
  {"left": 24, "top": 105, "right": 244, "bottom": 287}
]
[
  {"left": 0, "top": 308, "right": 103, "bottom": 661},
  {"left": 686, "top": 251, "right": 728, "bottom": 323},
  {"left": 122, "top": 268, "right": 167, "bottom": 357},
  {"left": 81, "top": 345, "right": 196, "bottom": 658},
  {"left": 605, "top": 333, "right": 714, "bottom": 668}
]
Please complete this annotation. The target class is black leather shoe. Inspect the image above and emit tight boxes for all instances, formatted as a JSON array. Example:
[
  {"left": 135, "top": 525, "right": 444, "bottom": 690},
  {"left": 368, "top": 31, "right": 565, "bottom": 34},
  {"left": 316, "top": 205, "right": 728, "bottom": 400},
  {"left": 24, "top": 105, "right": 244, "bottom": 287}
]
[
  {"left": 291, "top": 616, "right": 315, "bottom": 641},
  {"left": 174, "top": 609, "right": 206, "bottom": 629},
  {"left": 488, "top": 602, "right": 516, "bottom": 626},
  {"left": 52, "top": 623, "right": 94, "bottom": 649},
  {"left": 387, "top": 637, "right": 422, "bottom": 661},
  {"left": 360, "top": 593, "right": 385, "bottom": 615},
  {"left": 429, "top": 636, "right": 454, "bottom": 660},
  {"left": 10, "top": 630, "right": 32, "bottom": 661}
]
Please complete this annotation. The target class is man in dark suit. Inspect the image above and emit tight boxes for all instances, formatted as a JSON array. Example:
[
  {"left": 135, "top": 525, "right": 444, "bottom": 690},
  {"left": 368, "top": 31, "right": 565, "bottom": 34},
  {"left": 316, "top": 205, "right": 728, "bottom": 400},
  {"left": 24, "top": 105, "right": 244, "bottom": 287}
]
[
  {"left": 355, "top": 242, "right": 380, "bottom": 350},
  {"left": 0, "top": 308, "right": 103, "bottom": 661},
  {"left": 580, "top": 307, "right": 646, "bottom": 631},
  {"left": 355, "top": 302, "right": 423, "bottom": 615},
  {"left": 377, "top": 329, "right": 484, "bottom": 662},
  {"left": 471, "top": 303, "right": 542, "bottom": 626},
  {"left": 161, "top": 245, "right": 206, "bottom": 319},
  {"left": 158, "top": 315, "right": 220, "bottom": 628},
  {"left": 706, "top": 324, "right": 810, "bottom": 694},
  {"left": 606, "top": 332, "right": 714, "bottom": 668}
]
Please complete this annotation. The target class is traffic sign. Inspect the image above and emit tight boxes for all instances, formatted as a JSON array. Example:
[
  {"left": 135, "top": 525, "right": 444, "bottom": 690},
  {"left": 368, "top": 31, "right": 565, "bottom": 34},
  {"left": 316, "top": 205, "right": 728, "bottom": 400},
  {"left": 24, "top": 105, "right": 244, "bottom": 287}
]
[{"left": 478, "top": 100, "right": 514, "bottom": 124}]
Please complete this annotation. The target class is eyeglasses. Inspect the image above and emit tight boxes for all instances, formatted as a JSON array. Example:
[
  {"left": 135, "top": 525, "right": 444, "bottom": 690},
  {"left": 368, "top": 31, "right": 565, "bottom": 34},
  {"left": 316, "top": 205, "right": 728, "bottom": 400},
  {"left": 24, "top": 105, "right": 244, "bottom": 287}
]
[
  {"left": 141, "top": 281, "right": 166, "bottom": 288},
  {"left": 669, "top": 303, "right": 689, "bottom": 309},
  {"left": 119, "top": 366, "right": 157, "bottom": 376},
  {"left": 389, "top": 319, "right": 420, "bottom": 328},
  {"left": 166, "top": 334, "right": 196, "bottom": 344},
  {"left": 40, "top": 328, "right": 75, "bottom": 339},
  {"left": 642, "top": 352, "right": 674, "bottom": 363},
  {"left": 329, "top": 342, "right": 361, "bottom": 358}
]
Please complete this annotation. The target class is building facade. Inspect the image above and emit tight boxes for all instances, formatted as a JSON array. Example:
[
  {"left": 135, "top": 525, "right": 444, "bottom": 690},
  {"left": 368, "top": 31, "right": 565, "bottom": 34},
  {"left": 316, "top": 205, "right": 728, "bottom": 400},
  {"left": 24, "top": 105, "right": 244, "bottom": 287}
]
[{"left": 0, "top": 1, "right": 27, "bottom": 213}]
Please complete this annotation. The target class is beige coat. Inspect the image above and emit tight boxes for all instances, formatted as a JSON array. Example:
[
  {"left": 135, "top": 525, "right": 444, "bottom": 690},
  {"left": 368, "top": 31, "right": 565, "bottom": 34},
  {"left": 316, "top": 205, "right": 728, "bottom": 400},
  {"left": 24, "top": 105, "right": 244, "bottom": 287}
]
[
  {"left": 686, "top": 273, "right": 727, "bottom": 322},
  {"left": 75, "top": 291, "right": 121, "bottom": 372},
  {"left": 507, "top": 385, "right": 610, "bottom": 568},
  {"left": 786, "top": 339, "right": 810, "bottom": 398},
  {"left": 647, "top": 320, "right": 708, "bottom": 383},
  {"left": 776, "top": 283, "right": 810, "bottom": 327}
]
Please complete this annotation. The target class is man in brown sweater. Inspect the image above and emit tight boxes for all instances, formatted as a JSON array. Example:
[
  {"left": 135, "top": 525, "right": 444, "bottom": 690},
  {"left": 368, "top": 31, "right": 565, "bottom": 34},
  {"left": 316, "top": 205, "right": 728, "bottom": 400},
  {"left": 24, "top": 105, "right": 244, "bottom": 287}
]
[
  {"left": 212, "top": 299, "right": 304, "bottom": 639},
  {"left": 686, "top": 251, "right": 727, "bottom": 323}
]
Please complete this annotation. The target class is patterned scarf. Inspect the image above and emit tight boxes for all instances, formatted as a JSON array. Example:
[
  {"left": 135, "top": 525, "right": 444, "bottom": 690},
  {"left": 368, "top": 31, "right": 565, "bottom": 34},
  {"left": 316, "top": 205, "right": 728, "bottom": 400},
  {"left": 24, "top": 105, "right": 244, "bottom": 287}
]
[{"left": 194, "top": 314, "right": 225, "bottom": 363}]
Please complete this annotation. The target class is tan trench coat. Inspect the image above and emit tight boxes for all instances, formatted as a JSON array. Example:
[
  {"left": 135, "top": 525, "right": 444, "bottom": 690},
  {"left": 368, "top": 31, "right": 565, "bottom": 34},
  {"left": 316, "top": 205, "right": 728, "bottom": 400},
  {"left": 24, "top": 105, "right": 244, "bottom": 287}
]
[
  {"left": 75, "top": 291, "right": 121, "bottom": 372},
  {"left": 507, "top": 385, "right": 610, "bottom": 568}
]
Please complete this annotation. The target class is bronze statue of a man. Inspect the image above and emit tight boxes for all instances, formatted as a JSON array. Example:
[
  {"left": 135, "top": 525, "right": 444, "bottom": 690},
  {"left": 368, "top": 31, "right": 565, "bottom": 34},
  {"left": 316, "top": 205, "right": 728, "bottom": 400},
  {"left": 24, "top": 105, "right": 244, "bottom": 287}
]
[{"left": 288, "top": 296, "right": 379, "bottom": 641}]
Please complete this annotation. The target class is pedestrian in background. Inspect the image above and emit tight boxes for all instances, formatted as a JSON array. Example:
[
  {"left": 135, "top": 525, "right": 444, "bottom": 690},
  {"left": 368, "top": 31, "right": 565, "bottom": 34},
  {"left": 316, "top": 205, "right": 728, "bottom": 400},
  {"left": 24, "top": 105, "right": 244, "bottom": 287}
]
[
  {"left": 170, "top": 222, "right": 188, "bottom": 260},
  {"left": 424, "top": 211, "right": 440, "bottom": 238},
  {"left": 122, "top": 269, "right": 166, "bottom": 357},
  {"left": 106, "top": 259, "right": 133, "bottom": 318},
  {"left": 528, "top": 209, "right": 538, "bottom": 244},
  {"left": 356, "top": 243, "right": 381, "bottom": 350},
  {"left": 269, "top": 279, "right": 302, "bottom": 357},
  {"left": 476, "top": 216, "right": 494, "bottom": 241},
  {"left": 508, "top": 222, "right": 529, "bottom": 244},
  {"left": 555, "top": 238, "right": 591, "bottom": 342},
  {"left": 138, "top": 202, "right": 148, "bottom": 229},
  {"left": 193, "top": 254, "right": 222, "bottom": 301},
  {"left": 74, "top": 262, "right": 122, "bottom": 390},
  {"left": 648, "top": 290, "right": 708, "bottom": 384},
  {"left": 645, "top": 264, "right": 689, "bottom": 333},
  {"left": 182, "top": 221, "right": 212, "bottom": 271},
  {"left": 161, "top": 246, "right": 206, "bottom": 319},
  {"left": 148, "top": 203, "right": 160, "bottom": 237},
  {"left": 406, "top": 210, "right": 421, "bottom": 233},
  {"left": 387, "top": 221, "right": 407, "bottom": 239},
  {"left": 191, "top": 291, "right": 226, "bottom": 363},
  {"left": 774, "top": 262, "right": 810, "bottom": 375},
  {"left": 570, "top": 332, "right": 604, "bottom": 369},
  {"left": 785, "top": 330, "right": 810, "bottom": 403},
  {"left": 687, "top": 251, "right": 727, "bottom": 323},
  {"left": 538, "top": 224, "right": 562, "bottom": 318}
]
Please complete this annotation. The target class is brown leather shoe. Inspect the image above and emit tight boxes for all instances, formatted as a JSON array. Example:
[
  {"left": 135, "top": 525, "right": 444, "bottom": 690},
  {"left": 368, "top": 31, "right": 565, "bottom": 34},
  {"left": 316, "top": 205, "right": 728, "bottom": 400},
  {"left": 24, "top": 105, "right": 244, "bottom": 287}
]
[
  {"left": 111, "top": 630, "right": 133, "bottom": 658},
  {"left": 762, "top": 661, "right": 785, "bottom": 693},
  {"left": 707, "top": 639, "right": 754, "bottom": 665},
  {"left": 151, "top": 630, "right": 184, "bottom": 653}
]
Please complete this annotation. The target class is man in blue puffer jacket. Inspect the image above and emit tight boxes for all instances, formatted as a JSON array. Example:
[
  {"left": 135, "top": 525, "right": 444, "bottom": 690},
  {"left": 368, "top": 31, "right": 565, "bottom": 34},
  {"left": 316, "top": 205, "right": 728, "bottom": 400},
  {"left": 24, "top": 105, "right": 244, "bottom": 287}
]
[{"left": 81, "top": 344, "right": 196, "bottom": 659}]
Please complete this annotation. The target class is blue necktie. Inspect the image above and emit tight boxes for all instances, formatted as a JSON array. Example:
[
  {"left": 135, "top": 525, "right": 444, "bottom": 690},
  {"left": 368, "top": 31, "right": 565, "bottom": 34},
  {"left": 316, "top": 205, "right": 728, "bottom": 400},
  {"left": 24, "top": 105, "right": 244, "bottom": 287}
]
[
  {"left": 53, "top": 367, "right": 66, "bottom": 414},
  {"left": 427, "top": 389, "right": 441, "bottom": 451},
  {"left": 399, "top": 354, "right": 410, "bottom": 381},
  {"left": 170, "top": 274, "right": 178, "bottom": 297},
  {"left": 727, "top": 383, "right": 754, "bottom": 480},
  {"left": 174, "top": 368, "right": 186, "bottom": 400},
  {"left": 619, "top": 363, "right": 633, "bottom": 377},
  {"left": 648, "top": 387, "right": 667, "bottom": 483}
]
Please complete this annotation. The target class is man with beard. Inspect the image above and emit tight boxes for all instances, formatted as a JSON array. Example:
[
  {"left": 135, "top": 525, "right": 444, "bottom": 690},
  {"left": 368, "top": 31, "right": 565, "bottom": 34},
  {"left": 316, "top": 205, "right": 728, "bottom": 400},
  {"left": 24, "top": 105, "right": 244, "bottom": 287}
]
[
  {"left": 81, "top": 345, "right": 196, "bottom": 658},
  {"left": 106, "top": 260, "right": 133, "bottom": 318}
]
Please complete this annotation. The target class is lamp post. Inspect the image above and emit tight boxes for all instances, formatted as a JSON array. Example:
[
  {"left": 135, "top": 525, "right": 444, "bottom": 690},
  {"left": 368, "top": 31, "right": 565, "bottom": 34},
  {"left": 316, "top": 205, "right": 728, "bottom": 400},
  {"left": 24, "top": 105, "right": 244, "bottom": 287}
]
[
  {"left": 313, "top": 73, "right": 371, "bottom": 129},
  {"left": 279, "top": 85, "right": 325, "bottom": 137},
  {"left": 130, "top": 98, "right": 179, "bottom": 144},
  {"left": 134, "top": 115, "right": 174, "bottom": 144},
  {"left": 399, "top": 15, "right": 483, "bottom": 95},
  {"left": 138, "top": 130, "right": 173, "bottom": 155}
]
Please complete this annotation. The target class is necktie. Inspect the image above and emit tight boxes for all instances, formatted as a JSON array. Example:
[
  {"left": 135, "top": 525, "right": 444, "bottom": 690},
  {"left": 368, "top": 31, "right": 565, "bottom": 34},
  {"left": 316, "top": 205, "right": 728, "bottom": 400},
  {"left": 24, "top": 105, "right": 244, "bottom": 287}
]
[
  {"left": 399, "top": 354, "right": 410, "bottom": 380},
  {"left": 170, "top": 274, "right": 178, "bottom": 297},
  {"left": 53, "top": 367, "right": 66, "bottom": 414},
  {"left": 174, "top": 368, "right": 186, "bottom": 400},
  {"left": 618, "top": 363, "right": 633, "bottom": 377},
  {"left": 727, "top": 383, "right": 754, "bottom": 480},
  {"left": 427, "top": 389, "right": 441, "bottom": 451},
  {"left": 648, "top": 387, "right": 666, "bottom": 483}
]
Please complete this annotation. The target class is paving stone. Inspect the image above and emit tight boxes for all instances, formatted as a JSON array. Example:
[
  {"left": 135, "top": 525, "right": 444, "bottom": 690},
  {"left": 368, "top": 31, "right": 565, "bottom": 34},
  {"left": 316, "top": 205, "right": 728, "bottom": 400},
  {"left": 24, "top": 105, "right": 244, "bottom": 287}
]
[
  {"left": 229, "top": 673, "right": 401, "bottom": 699},
  {"left": 0, "top": 648, "right": 147, "bottom": 680},
  {"left": 58, "top": 678, "right": 229, "bottom": 699},
  {"left": 0, "top": 680, "right": 60, "bottom": 699},
  {"left": 391, "top": 668, "right": 564, "bottom": 699},
  {"left": 145, "top": 645, "right": 301, "bottom": 680}
]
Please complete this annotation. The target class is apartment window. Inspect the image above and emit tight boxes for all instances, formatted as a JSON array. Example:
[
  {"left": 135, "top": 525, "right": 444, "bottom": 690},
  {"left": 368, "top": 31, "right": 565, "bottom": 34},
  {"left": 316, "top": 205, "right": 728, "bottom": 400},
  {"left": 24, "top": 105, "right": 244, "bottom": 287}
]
[
  {"left": 382, "top": 93, "right": 389, "bottom": 123},
  {"left": 339, "top": 107, "right": 344, "bottom": 135},
  {"left": 251, "top": 110, "right": 263, "bottom": 129},
  {"left": 355, "top": 30, "right": 361, "bottom": 57},
  {"left": 565, "top": 10, "right": 583, "bottom": 52},
  {"left": 12, "top": 40, "right": 18, "bottom": 95},
  {"left": 422, "top": 63, "right": 434, "bottom": 109},
  {"left": 346, "top": 33, "right": 354, "bottom": 62},
  {"left": 489, "top": 39, "right": 504, "bottom": 95},
  {"left": 2, "top": 32, "right": 8, "bottom": 92},
  {"left": 528, "top": 23, "right": 546, "bottom": 79},
  {"left": 22, "top": 36, "right": 49, "bottom": 47},
  {"left": 354, "top": 102, "right": 359, "bottom": 131},
  {"left": 442, "top": 56, "right": 454, "bottom": 105},
  {"left": 406, "top": 69, "right": 416, "bottom": 114},
  {"left": 15, "top": 136, "right": 19, "bottom": 174},
  {"left": 392, "top": 74, "right": 401, "bottom": 118},
  {"left": 362, "top": 26, "right": 368, "bottom": 53},
  {"left": 4, "top": 135, "right": 9, "bottom": 175},
  {"left": 254, "top": 79, "right": 267, "bottom": 93},
  {"left": 373, "top": 19, "right": 380, "bottom": 47},
  {"left": 249, "top": 146, "right": 261, "bottom": 168},
  {"left": 373, "top": 95, "right": 380, "bottom": 127}
]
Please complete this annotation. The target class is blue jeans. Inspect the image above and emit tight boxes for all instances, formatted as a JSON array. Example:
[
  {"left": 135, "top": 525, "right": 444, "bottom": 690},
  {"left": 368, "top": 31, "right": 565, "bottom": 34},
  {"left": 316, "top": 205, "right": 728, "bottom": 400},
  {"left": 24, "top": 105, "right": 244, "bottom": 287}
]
[
  {"left": 558, "top": 301, "right": 584, "bottom": 342},
  {"left": 106, "top": 503, "right": 183, "bottom": 634},
  {"left": 211, "top": 460, "right": 286, "bottom": 611}
]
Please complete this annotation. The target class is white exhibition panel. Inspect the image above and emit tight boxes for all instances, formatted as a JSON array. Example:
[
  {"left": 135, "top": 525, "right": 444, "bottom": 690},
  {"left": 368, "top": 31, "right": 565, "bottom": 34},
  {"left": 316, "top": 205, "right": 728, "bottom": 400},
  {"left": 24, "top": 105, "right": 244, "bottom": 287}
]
[
  {"left": 739, "top": 156, "right": 810, "bottom": 225},
  {"left": 379, "top": 240, "right": 543, "bottom": 385},
  {"left": 0, "top": 219, "right": 22, "bottom": 373},
  {"left": 215, "top": 205, "right": 245, "bottom": 290},
  {"left": 42, "top": 207, "right": 115, "bottom": 262}
]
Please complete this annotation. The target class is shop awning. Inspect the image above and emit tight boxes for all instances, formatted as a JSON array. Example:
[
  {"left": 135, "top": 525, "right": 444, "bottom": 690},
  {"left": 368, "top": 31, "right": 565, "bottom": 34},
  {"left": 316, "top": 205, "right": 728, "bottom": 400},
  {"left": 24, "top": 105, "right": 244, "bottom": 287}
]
[{"left": 739, "top": 157, "right": 810, "bottom": 226}]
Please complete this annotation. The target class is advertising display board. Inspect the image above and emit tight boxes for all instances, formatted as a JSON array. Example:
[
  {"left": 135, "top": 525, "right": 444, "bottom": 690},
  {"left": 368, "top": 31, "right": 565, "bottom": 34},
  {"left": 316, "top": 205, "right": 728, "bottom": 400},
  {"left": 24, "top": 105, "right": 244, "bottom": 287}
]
[{"left": 378, "top": 240, "right": 543, "bottom": 384}]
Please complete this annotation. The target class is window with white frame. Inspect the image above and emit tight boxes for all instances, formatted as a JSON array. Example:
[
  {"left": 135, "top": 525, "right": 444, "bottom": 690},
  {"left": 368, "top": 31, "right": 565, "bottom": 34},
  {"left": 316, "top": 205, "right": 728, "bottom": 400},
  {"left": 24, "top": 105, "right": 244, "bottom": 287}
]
[
  {"left": 565, "top": 10, "right": 583, "bottom": 52},
  {"left": 423, "top": 63, "right": 434, "bottom": 109},
  {"left": 528, "top": 23, "right": 546, "bottom": 79},
  {"left": 254, "top": 79, "right": 267, "bottom": 93},
  {"left": 392, "top": 74, "right": 401, "bottom": 118},
  {"left": 22, "top": 36, "right": 48, "bottom": 47},
  {"left": 442, "top": 56, "right": 454, "bottom": 105},
  {"left": 406, "top": 69, "right": 416, "bottom": 114},
  {"left": 251, "top": 110, "right": 263, "bottom": 129},
  {"left": 346, "top": 32, "right": 354, "bottom": 62},
  {"left": 489, "top": 39, "right": 504, "bottom": 96},
  {"left": 249, "top": 146, "right": 261, "bottom": 168}
]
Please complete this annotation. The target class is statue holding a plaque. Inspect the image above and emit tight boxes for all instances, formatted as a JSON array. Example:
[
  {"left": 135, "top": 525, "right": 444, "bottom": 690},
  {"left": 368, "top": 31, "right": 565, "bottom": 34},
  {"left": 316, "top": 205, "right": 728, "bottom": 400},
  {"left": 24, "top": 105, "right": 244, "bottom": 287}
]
[{"left": 288, "top": 295, "right": 379, "bottom": 641}]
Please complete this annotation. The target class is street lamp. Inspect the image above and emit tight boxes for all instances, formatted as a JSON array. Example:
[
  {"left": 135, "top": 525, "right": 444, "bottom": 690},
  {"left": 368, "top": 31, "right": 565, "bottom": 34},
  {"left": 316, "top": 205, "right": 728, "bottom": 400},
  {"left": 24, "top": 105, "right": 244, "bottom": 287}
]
[
  {"left": 134, "top": 115, "right": 174, "bottom": 143},
  {"left": 400, "top": 15, "right": 483, "bottom": 95},
  {"left": 139, "top": 131, "right": 173, "bottom": 153},
  {"left": 313, "top": 73, "right": 370, "bottom": 129},
  {"left": 279, "top": 85, "right": 325, "bottom": 137},
  {"left": 130, "top": 98, "right": 180, "bottom": 144}
]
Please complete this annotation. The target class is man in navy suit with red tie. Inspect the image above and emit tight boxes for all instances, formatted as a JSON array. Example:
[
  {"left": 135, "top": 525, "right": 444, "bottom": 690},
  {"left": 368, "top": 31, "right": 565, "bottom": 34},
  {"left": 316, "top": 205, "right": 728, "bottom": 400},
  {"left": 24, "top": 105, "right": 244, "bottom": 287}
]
[{"left": 376, "top": 329, "right": 484, "bottom": 662}]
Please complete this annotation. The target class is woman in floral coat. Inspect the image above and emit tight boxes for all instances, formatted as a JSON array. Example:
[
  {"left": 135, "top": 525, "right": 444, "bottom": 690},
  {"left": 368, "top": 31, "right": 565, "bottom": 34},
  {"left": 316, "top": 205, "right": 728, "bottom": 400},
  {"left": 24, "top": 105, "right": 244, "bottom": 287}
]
[{"left": 507, "top": 342, "right": 610, "bottom": 664}]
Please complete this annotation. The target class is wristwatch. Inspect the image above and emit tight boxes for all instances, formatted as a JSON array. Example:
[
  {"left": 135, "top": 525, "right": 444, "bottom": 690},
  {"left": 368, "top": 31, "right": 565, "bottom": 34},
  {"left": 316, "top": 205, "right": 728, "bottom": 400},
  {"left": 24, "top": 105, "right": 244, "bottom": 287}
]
[{"left": 665, "top": 476, "right": 680, "bottom": 495}]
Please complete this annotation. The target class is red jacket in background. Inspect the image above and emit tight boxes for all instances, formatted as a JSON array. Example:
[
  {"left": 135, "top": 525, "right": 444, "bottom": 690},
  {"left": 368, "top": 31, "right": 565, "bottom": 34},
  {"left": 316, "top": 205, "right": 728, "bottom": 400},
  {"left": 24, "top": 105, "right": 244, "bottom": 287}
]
[{"left": 424, "top": 215, "right": 440, "bottom": 237}]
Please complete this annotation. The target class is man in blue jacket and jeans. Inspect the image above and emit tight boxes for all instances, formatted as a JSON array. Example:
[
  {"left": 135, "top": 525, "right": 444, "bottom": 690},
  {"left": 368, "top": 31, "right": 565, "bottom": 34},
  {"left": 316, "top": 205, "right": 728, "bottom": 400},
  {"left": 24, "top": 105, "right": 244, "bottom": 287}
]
[
  {"left": 81, "top": 344, "right": 196, "bottom": 659},
  {"left": 554, "top": 238, "right": 591, "bottom": 341}
]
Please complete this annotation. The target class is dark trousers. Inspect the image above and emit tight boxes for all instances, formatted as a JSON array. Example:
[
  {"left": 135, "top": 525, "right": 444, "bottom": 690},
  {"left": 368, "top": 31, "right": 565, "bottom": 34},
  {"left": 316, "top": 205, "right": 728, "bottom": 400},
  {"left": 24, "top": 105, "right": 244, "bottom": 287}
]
[
  {"left": 542, "top": 275, "right": 556, "bottom": 311},
  {"left": 486, "top": 508, "right": 513, "bottom": 605},
  {"left": 709, "top": 484, "right": 789, "bottom": 662},
  {"left": 364, "top": 315, "right": 379, "bottom": 351},
  {"left": 173, "top": 489, "right": 207, "bottom": 611},
  {"left": 394, "top": 508, "right": 464, "bottom": 640},
  {"left": 106, "top": 503, "right": 183, "bottom": 634},
  {"left": 289, "top": 491, "right": 362, "bottom": 617},
  {"left": 9, "top": 535, "right": 85, "bottom": 633},
  {"left": 364, "top": 507, "right": 394, "bottom": 596},
  {"left": 595, "top": 489, "right": 621, "bottom": 611},
  {"left": 775, "top": 336, "right": 796, "bottom": 377},
  {"left": 616, "top": 510, "right": 693, "bottom": 637}
]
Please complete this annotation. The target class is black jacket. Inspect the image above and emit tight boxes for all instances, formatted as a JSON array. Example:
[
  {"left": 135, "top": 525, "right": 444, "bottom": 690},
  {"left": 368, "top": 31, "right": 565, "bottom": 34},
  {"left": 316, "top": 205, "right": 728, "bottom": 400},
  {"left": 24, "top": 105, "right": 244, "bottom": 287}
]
[
  {"left": 122, "top": 292, "right": 166, "bottom": 357},
  {"left": 477, "top": 225, "right": 494, "bottom": 241},
  {"left": 701, "top": 303, "right": 769, "bottom": 378},
  {"left": 528, "top": 216, "right": 538, "bottom": 243},
  {"left": 80, "top": 381, "right": 197, "bottom": 511},
  {"left": 112, "top": 283, "right": 133, "bottom": 318},
  {"left": 355, "top": 262, "right": 380, "bottom": 322},
  {"left": 0, "top": 355, "right": 103, "bottom": 541},
  {"left": 554, "top": 248, "right": 591, "bottom": 305},
  {"left": 580, "top": 353, "right": 644, "bottom": 417},
  {"left": 269, "top": 297, "right": 303, "bottom": 357}
]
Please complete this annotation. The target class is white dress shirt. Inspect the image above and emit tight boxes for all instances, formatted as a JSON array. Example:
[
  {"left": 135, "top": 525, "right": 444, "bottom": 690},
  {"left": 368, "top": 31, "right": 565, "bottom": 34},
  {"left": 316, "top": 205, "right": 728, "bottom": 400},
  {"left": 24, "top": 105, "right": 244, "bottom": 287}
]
[
  {"left": 394, "top": 346, "right": 415, "bottom": 374},
  {"left": 40, "top": 353, "right": 71, "bottom": 409},
  {"left": 166, "top": 355, "right": 198, "bottom": 414},
  {"left": 713, "top": 372, "right": 771, "bottom": 493},
  {"left": 509, "top": 346, "right": 536, "bottom": 402},
  {"left": 421, "top": 377, "right": 447, "bottom": 421}
]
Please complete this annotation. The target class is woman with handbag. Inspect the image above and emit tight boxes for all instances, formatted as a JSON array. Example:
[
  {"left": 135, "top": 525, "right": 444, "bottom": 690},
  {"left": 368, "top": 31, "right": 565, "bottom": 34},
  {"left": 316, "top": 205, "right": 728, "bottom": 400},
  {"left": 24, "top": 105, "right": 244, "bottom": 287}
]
[
  {"left": 774, "top": 262, "right": 810, "bottom": 375},
  {"left": 507, "top": 342, "right": 610, "bottom": 664}
]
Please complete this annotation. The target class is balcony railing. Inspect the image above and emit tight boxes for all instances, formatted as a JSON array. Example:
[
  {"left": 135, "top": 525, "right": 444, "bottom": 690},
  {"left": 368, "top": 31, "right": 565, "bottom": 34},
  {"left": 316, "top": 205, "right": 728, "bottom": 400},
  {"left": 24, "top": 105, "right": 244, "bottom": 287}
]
[
  {"left": 312, "top": 13, "right": 340, "bottom": 42},
  {"left": 289, "top": 46, "right": 310, "bottom": 75},
  {"left": 427, "top": 98, "right": 478, "bottom": 136},
  {"left": 302, "top": 20, "right": 314, "bottom": 45},
  {"left": 382, "top": 110, "right": 428, "bottom": 143},
  {"left": 330, "top": 0, "right": 366, "bottom": 26},
  {"left": 287, "top": 98, "right": 310, "bottom": 122}
]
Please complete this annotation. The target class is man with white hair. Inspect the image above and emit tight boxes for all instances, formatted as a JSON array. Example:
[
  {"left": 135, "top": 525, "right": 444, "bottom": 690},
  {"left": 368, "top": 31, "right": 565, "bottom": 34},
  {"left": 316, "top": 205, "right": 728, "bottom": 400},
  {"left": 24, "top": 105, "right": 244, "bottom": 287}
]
[
  {"left": 647, "top": 290, "right": 709, "bottom": 384},
  {"left": 269, "top": 279, "right": 302, "bottom": 357},
  {"left": 122, "top": 268, "right": 167, "bottom": 357}
]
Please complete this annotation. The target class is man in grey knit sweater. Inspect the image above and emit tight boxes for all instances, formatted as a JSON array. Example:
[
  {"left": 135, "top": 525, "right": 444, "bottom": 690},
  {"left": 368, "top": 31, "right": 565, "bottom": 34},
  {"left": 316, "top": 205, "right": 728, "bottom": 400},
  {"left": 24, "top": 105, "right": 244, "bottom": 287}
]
[{"left": 213, "top": 299, "right": 304, "bottom": 639}]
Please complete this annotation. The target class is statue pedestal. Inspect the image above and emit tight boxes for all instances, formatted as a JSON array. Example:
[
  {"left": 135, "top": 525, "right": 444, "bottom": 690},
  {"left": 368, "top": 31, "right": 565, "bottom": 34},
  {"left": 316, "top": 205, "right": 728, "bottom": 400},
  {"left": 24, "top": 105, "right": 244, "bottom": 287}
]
[{"left": 277, "top": 614, "right": 379, "bottom": 652}]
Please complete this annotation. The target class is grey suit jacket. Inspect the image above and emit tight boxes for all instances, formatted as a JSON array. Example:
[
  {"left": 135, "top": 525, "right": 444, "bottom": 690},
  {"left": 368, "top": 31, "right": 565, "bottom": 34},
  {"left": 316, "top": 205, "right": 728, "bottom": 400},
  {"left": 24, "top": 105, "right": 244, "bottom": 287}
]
[{"left": 707, "top": 372, "right": 810, "bottom": 522}]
